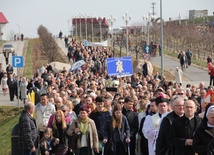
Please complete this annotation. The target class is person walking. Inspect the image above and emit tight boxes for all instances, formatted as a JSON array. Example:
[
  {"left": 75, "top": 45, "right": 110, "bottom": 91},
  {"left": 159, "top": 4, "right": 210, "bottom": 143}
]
[
  {"left": 34, "top": 93, "right": 56, "bottom": 139},
  {"left": 1, "top": 73, "right": 8, "bottom": 96},
  {"left": 122, "top": 97, "right": 138, "bottom": 155},
  {"left": 185, "top": 49, "right": 192, "bottom": 67},
  {"left": 51, "top": 110, "right": 69, "bottom": 155},
  {"left": 7, "top": 74, "right": 16, "bottom": 101},
  {"left": 19, "top": 77, "right": 28, "bottom": 104},
  {"left": 104, "top": 104, "right": 131, "bottom": 155},
  {"left": 193, "top": 103, "right": 214, "bottom": 155},
  {"left": 169, "top": 100, "right": 202, "bottom": 155},
  {"left": 67, "top": 105, "right": 99, "bottom": 155},
  {"left": 18, "top": 102, "right": 38, "bottom": 155},
  {"left": 175, "top": 67, "right": 183, "bottom": 86},
  {"left": 178, "top": 51, "right": 186, "bottom": 71},
  {"left": 156, "top": 96, "right": 184, "bottom": 155},
  {"left": 89, "top": 96, "right": 111, "bottom": 155}
]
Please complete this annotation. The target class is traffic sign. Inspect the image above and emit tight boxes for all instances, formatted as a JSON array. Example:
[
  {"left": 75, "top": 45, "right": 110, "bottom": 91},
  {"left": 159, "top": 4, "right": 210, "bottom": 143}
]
[
  {"left": 106, "top": 56, "right": 133, "bottom": 77},
  {"left": 143, "top": 45, "right": 151, "bottom": 53},
  {"left": 84, "top": 40, "right": 88, "bottom": 46},
  {"left": 12, "top": 56, "right": 24, "bottom": 68},
  {"left": 143, "top": 53, "right": 151, "bottom": 61}
]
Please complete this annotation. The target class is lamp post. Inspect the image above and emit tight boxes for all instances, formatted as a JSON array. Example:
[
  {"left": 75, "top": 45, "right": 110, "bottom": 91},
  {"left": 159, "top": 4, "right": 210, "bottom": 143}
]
[
  {"left": 91, "top": 14, "right": 94, "bottom": 42},
  {"left": 67, "top": 18, "right": 70, "bottom": 36},
  {"left": 17, "top": 24, "right": 20, "bottom": 37},
  {"left": 97, "top": 16, "right": 103, "bottom": 42},
  {"left": 143, "top": 11, "right": 155, "bottom": 48},
  {"left": 74, "top": 15, "right": 77, "bottom": 39},
  {"left": 84, "top": 13, "right": 88, "bottom": 40},
  {"left": 160, "top": 0, "right": 164, "bottom": 76},
  {"left": 108, "top": 14, "right": 116, "bottom": 48},
  {"left": 79, "top": 13, "right": 82, "bottom": 39},
  {"left": 122, "top": 11, "right": 131, "bottom": 56}
]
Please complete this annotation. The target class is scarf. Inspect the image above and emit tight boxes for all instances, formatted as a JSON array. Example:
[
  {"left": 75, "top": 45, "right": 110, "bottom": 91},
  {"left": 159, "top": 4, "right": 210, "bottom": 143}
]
[{"left": 80, "top": 117, "right": 89, "bottom": 134}]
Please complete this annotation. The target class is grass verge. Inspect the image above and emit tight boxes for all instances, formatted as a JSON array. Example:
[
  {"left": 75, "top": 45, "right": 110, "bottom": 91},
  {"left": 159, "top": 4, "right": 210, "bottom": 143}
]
[
  {"left": 24, "top": 39, "right": 33, "bottom": 79},
  {"left": 0, "top": 106, "right": 23, "bottom": 155}
]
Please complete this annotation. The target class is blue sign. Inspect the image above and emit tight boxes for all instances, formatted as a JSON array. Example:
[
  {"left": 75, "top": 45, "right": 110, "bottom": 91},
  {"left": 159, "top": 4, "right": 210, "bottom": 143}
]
[
  {"left": 143, "top": 45, "right": 152, "bottom": 53},
  {"left": 84, "top": 40, "right": 88, "bottom": 46},
  {"left": 12, "top": 56, "right": 24, "bottom": 68},
  {"left": 106, "top": 57, "right": 133, "bottom": 77}
]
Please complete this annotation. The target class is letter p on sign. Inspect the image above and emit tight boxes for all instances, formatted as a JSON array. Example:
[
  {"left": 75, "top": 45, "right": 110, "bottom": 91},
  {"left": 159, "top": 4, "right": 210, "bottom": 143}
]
[{"left": 12, "top": 56, "right": 24, "bottom": 68}]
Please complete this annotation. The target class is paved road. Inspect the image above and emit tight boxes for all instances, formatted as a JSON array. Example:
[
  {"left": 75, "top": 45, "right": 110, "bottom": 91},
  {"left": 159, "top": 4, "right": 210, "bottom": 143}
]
[
  {"left": 0, "top": 40, "right": 25, "bottom": 107},
  {"left": 149, "top": 55, "right": 209, "bottom": 87}
]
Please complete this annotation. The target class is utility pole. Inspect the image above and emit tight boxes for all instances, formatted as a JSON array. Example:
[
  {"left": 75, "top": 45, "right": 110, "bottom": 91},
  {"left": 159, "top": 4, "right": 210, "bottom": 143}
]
[{"left": 151, "top": 2, "right": 156, "bottom": 17}]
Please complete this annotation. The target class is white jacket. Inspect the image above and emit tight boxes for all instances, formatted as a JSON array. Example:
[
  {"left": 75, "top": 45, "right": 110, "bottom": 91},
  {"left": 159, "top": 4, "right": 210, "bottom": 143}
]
[{"left": 34, "top": 102, "right": 55, "bottom": 131}]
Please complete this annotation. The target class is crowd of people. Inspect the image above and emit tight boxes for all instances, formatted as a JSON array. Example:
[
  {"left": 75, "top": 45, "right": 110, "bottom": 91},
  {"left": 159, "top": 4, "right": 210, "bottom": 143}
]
[{"left": 1, "top": 38, "right": 214, "bottom": 155}]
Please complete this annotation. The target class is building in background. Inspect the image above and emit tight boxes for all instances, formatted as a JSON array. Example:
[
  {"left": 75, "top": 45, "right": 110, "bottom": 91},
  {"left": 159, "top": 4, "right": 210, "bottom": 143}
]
[
  {"left": 0, "top": 12, "right": 9, "bottom": 40},
  {"left": 189, "top": 10, "right": 208, "bottom": 19}
]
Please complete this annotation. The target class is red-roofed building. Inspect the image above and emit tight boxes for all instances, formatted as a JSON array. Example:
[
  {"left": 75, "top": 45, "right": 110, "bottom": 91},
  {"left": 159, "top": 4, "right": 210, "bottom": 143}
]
[
  {"left": 72, "top": 17, "right": 109, "bottom": 41},
  {"left": 0, "top": 12, "right": 9, "bottom": 40}
]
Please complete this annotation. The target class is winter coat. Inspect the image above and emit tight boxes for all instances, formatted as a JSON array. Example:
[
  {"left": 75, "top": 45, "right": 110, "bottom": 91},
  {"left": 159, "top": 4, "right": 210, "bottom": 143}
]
[
  {"left": 193, "top": 121, "right": 214, "bottom": 155},
  {"left": 18, "top": 110, "right": 38, "bottom": 150},
  {"left": 169, "top": 115, "right": 202, "bottom": 155},
  {"left": 106, "top": 115, "right": 130, "bottom": 152}
]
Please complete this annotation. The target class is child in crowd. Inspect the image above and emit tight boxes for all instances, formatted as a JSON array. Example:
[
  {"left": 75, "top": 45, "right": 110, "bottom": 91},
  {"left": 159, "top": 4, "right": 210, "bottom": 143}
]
[{"left": 40, "top": 128, "right": 56, "bottom": 155}]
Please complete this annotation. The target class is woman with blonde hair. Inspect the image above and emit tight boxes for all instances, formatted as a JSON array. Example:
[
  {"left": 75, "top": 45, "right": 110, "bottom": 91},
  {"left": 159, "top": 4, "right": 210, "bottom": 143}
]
[
  {"left": 104, "top": 104, "right": 130, "bottom": 155},
  {"left": 51, "top": 110, "right": 69, "bottom": 155}
]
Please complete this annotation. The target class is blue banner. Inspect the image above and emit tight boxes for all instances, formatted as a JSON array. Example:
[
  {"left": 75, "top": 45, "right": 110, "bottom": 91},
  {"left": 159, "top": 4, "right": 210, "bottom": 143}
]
[{"left": 107, "top": 57, "right": 133, "bottom": 77}]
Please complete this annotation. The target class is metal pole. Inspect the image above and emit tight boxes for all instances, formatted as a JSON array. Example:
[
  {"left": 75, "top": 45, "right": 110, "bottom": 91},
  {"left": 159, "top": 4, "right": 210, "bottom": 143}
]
[
  {"left": 126, "top": 21, "right": 128, "bottom": 56},
  {"left": 79, "top": 13, "right": 82, "bottom": 39},
  {"left": 91, "top": 16, "right": 94, "bottom": 42},
  {"left": 75, "top": 17, "right": 77, "bottom": 39},
  {"left": 85, "top": 14, "right": 87, "bottom": 40},
  {"left": 160, "top": 0, "right": 164, "bottom": 76},
  {"left": 67, "top": 19, "right": 70, "bottom": 36},
  {"left": 17, "top": 68, "right": 20, "bottom": 108},
  {"left": 147, "top": 21, "right": 150, "bottom": 45}
]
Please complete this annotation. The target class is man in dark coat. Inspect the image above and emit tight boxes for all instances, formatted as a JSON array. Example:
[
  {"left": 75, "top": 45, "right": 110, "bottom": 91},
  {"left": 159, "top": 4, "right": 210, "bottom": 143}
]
[
  {"left": 142, "top": 61, "right": 148, "bottom": 77},
  {"left": 7, "top": 74, "right": 16, "bottom": 101},
  {"left": 19, "top": 102, "right": 38, "bottom": 155},
  {"left": 169, "top": 100, "right": 202, "bottom": 155},
  {"left": 156, "top": 97, "right": 184, "bottom": 155},
  {"left": 122, "top": 97, "right": 138, "bottom": 155},
  {"left": 89, "top": 96, "right": 111, "bottom": 155}
]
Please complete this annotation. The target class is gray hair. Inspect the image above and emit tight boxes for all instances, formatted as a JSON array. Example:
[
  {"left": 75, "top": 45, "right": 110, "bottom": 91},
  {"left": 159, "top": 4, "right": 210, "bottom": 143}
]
[{"left": 24, "top": 102, "right": 34, "bottom": 111}]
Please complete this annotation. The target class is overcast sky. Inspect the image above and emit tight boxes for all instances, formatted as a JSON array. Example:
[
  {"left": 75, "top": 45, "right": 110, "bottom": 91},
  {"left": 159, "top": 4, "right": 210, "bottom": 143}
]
[{"left": 0, "top": 0, "right": 213, "bottom": 40}]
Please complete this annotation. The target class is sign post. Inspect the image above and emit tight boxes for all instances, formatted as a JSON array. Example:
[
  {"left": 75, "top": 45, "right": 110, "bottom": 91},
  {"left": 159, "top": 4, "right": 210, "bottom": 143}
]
[{"left": 12, "top": 56, "right": 24, "bottom": 108}]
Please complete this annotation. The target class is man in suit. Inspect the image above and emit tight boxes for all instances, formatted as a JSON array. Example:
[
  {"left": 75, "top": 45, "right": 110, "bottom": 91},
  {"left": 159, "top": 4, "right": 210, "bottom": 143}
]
[{"left": 169, "top": 100, "right": 202, "bottom": 155}]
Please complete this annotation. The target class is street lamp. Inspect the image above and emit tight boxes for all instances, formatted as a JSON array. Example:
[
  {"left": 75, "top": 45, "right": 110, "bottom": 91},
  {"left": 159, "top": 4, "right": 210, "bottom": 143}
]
[
  {"left": 108, "top": 14, "right": 116, "bottom": 47},
  {"left": 79, "top": 13, "right": 82, "bottom": 39},
  {"left": 67, "top": 18, "right": 70, "bottom": 36},
  {"left": 84, "top": 13, "right": 88, "bottom": 40},
  {"left": 160, "top": 0, "right": 164, "bottom": 76},
  {"left": 122, "top": 11, "right": 131, "bottom": 56},
  {"left": 17, "top": 24, "right": 20, "bottom": 37},
  {"left": 74, "top": 15, "right": 78, "bottom": 39},
  {"left": 97, "top": 16, "right": 103, "bottom": 42},
  {"left": 91, "top": 14, "right": 94, "bottom": 42},
  {"left": 143, "top": 11, "right": 155, "bottom": 48}
]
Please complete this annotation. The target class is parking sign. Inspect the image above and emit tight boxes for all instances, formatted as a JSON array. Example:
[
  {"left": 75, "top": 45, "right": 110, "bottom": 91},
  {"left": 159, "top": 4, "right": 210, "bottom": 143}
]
[{"left": 12, "top": 56, "right": 24, "bottom": 68}]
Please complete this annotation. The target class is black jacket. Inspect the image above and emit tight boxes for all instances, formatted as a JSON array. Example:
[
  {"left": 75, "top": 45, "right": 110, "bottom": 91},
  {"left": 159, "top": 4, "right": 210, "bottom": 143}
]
[
  {"left": 169, "top": 115, "right": 202, "bottom": 155},
  {"left": 106, "top": 115, "right": 130, "bottom": 153},
  {"left": 193, "top": 121, "right": 214, "bottom": 155},
  {"left": 52, "top": 124, "right": 68, "bottom": 147},
  {"left": 89, "top": 108, "right": 111, "bottom": 140},
  {"left": 19, "top": 110, "right": 38, "bottom": 150},
  {"left": 156, "top": 111, "right": 181, "bottom": 155},
  {"left": 122, "top": 107, "right": 138, "bottom": 137},
  {"left": 208, "top": 138, "right": 214, "bottom": 155}
]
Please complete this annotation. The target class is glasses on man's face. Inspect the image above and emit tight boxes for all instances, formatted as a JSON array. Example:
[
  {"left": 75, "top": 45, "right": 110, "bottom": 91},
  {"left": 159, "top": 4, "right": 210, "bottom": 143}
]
[
  {"left": 174, "top": 104, "right": 184, "bottom": 107},
  {"left": 178, "top": 93, "right": 184, "bottom": 95},
  {"left": 118, "top": 101, "right": 124, "bottom": 104},
  {"left": 62, "top": 110, "right": 66, "bottom": 113}
]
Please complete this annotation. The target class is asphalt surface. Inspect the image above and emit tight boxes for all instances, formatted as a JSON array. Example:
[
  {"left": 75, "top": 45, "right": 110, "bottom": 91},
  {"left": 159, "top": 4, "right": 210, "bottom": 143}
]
[
  {"left": 0, "top": 39, "right": 210, "bottom": 107},
  {"left": 0, "top": 40, "right": 25, "bottom": 107}
]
